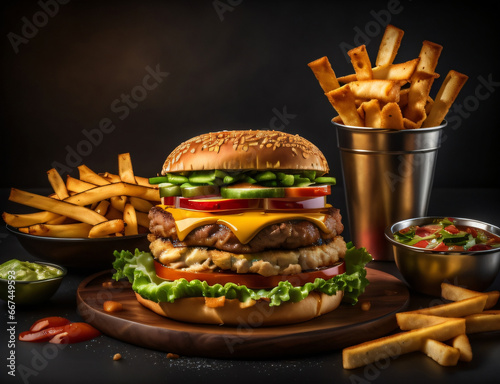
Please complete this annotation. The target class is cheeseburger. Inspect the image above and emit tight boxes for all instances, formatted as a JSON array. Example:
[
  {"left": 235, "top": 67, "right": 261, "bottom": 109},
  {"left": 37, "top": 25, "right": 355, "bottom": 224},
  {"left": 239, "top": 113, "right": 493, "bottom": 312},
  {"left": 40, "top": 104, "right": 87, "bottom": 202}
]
[{"left": 113, "top": 130, "right": 371, "bottom": 326}]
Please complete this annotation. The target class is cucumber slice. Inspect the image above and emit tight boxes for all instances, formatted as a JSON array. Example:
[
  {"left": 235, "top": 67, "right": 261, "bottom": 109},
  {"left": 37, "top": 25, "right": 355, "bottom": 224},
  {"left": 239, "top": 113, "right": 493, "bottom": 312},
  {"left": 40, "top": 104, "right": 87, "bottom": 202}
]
[
  {"left": 221, "top": 186, "right": 285, "bottom": 199},
  {"left": 188, "top": 171, "right": 216, "bottom": 184},
  {"left": 254, "top": 171, "right": 277, "bottom": 182},
  {"left": 181, "top": 184, "right": 220, "bottom": 198},
  {"left": 149, "top": 176, "right": 168, "bottom": 184},
  {"left": 314, "top": 176, "right": 337, "bottom": 185},
  {"left": 167, "top": 173, "right": 189, "bottom": 185},
  {"left": 159, "top": 183, "right": 181, "bottom": 197}
]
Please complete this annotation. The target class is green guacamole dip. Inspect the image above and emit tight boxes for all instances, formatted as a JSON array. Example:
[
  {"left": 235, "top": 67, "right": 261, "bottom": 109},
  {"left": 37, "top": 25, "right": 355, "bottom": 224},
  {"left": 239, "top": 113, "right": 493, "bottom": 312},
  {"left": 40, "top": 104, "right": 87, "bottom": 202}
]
[{"left": 0, "top": 259, "right": 63, "bottom": 281}]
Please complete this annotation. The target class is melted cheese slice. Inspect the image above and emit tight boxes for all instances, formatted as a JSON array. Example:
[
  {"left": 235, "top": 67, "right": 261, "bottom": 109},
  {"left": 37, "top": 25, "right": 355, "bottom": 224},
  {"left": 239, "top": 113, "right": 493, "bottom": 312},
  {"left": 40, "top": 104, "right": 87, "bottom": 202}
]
[{"left": 160, "top": 205, "right": 331, "bottom": 244}]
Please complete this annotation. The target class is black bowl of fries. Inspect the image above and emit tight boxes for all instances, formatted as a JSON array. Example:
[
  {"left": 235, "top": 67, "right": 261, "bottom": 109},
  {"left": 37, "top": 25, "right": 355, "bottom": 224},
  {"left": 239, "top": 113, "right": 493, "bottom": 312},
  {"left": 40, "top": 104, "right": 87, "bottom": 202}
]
[
  {"left": 6, "top": 225, "right": 149, "bottom": 268},
  {"left": 385, "top": 216, "right": 500, "bottom": 296}
]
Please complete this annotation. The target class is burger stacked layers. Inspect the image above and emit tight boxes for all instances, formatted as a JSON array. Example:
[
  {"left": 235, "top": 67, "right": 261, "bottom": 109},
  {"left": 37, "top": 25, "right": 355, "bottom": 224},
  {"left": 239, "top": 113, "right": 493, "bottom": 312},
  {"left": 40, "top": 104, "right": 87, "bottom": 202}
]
[{"left": 113, "top": 130, "right": 372, "bottom": 326}]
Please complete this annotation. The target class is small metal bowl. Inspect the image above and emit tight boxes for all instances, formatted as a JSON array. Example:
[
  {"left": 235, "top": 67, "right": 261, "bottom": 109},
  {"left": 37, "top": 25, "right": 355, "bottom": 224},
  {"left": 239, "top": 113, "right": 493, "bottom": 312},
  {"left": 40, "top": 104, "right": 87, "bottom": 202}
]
[
  {"left": 7, "top": 225, "right": 149, "bottom": 269},
  {"left": 0, "top": 261, "right": 67, "bottom": 305},
  {"left": 385, "top": 217, "right": 500, "bottom": 296}
]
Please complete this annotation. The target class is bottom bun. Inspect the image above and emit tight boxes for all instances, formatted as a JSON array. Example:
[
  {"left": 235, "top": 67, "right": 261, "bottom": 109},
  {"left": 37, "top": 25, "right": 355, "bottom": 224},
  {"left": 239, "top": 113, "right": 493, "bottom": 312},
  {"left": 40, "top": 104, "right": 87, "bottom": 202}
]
[{"left": 135, "top": 290, "right": 344, "bottom": 326}]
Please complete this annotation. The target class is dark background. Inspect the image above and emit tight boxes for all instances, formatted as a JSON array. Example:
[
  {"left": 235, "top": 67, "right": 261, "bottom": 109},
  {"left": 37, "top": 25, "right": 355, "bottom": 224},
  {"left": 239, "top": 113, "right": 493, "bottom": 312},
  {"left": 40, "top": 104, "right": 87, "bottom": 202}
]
[{"left": 2, "top": 0, "right": 499, "bottom": 193}]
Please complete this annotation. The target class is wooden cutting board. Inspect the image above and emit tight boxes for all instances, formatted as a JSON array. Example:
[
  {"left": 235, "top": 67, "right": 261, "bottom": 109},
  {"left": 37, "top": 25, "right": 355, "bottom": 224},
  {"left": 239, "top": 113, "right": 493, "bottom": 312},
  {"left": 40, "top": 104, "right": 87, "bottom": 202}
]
[{"left": 77, "top": 268, "right": 409, "bottom": 358}]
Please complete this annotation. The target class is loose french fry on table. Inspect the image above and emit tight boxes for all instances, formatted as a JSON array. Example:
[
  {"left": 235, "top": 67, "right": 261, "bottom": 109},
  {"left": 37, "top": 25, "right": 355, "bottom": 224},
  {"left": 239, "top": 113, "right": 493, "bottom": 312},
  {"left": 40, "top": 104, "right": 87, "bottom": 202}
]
[
  {"left": 451, "top": 334, "right": 473, "bottom": 362},
  {"left": 396, "top": 313, "right": 448, "bottom": 331},
  {"left": 401, "top": 295, "right": 488, "bottom": 318},
  {"left": 421, "top": 339, "right": 460, "bottom": 367},
  {"left": 344, "top": 284, "right": 499, "bottom": 369},
  {"left": 342, "top": 318, "right": 465, "bottom": 369},
  {"left": 441, "top": 282, "right": 499, "bottom": 309},
  {"left": 465, "top": 311, "right": 500, "bottom": 334}
]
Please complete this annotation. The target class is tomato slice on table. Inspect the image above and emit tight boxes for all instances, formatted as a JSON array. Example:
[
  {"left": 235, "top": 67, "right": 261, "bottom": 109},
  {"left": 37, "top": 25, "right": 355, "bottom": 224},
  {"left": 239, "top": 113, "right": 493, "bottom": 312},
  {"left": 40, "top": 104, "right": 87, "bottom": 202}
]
[{"left": 154, "top": 260, "right": 345, "bottom": 289}]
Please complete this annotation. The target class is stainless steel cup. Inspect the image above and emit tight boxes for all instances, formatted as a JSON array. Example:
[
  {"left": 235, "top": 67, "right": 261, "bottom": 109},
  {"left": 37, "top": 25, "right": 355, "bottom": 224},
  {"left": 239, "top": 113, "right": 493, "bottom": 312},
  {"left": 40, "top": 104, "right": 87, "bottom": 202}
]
[{"left": 334, "top": 121, "right": 447, "bottom": 260}]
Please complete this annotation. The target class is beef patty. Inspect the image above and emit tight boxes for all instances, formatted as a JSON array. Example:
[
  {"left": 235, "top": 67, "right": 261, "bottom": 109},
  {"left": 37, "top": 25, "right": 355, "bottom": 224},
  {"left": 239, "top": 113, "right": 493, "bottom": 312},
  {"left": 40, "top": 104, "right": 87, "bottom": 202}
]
[{"left": 148, "top": 206, "right": 344, "bottom": 254}]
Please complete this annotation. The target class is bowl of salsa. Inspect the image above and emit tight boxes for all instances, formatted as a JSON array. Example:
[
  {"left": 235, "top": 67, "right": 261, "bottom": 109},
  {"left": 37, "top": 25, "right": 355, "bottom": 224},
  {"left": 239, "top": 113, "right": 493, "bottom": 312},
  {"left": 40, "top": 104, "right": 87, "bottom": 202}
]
[{"left": 385, "top": 217, "right": 500, "bottom": 296}]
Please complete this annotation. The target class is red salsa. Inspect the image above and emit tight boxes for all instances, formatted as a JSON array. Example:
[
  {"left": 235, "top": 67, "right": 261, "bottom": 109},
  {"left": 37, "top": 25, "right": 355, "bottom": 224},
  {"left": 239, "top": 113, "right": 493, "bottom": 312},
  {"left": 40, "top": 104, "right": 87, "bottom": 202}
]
[{"left": 393, "top": 218, "right": 500, "bottom": 252}]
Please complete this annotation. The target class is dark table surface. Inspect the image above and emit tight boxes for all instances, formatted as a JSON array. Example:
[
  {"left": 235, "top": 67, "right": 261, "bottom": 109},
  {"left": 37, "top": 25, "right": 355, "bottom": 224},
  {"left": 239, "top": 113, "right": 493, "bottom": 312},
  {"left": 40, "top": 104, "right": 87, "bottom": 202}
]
[{"left": 1, "top": 187, "right": 499, "bottom": 384}]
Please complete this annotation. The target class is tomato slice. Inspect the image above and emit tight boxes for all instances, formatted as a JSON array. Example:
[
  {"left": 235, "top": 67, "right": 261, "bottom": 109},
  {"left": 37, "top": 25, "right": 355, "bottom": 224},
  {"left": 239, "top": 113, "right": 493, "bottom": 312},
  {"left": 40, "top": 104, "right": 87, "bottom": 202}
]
[
  {"left": 415, "top": 224, "right": 442, "bottom": 238},
  {"left": 413, "top": 240, "right": 430, "bottom": 249},
  {"left": 284, "top": 185, "right": 331, "bottom": 197},
  {"left": 29, "top": 316, "right": 71, "bottom": 332},
  {"left": 161, "top": 196, "right": 327, "bottom": 212},
  {"left": 154, "top": 260, "right": 345, "bottom": 289}
]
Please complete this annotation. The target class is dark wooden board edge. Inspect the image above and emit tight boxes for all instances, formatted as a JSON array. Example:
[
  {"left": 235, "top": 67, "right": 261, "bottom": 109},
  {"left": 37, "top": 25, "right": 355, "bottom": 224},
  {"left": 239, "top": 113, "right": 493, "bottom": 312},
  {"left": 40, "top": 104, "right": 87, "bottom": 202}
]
[{"left": 76, "top": 268, "right": 409, "bottom": 358}]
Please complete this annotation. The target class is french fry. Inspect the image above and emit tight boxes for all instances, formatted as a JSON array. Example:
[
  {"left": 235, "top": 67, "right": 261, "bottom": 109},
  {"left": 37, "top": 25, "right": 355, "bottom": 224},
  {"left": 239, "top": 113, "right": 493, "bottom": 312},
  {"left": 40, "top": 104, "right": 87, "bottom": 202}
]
[
  {"left": 129, "top": 197, "right": 154, "bottom": 213},
  {"left": 307, "top": 56, "right": 340, "bottom": 93},
  {"left": 396, "top": 313, "right": 448, "bottom": 331},
  {"left": 78, "top": 165, "right": 111, "bottom": 186},
  {"left": 136, "top": 211, "right": 150, "bottom": 229},
  {"left": 47, "top": 168, "right": 69, "bottom": 200},
  {"left": 105, "top": 205, "right": 124, "bottom": 221},
  {"left": 66, "top": 176, "right": 96, "bottom": 193},
  {"left": 376, "top": 24, "right": 404, "bottom": 67},
  {"left": 325, "top": 86, "right": 364, "bottom": 127},
  {"left": 421, "top": 339, "right": 460, "bottom": 366},
  {"left": 118, "top": 152, "right": 137, "bottom": 184},
  {"left": 372, "top": 58, "right": 419, "bottom": 82},
  {"left": 360, "top": 99, "right": 381, "bottom": 128},
  {"left": 441, "top": 283, "right": 499, "bottom": 310},
  {"left": 110, "top": 195, "right": 127, "bottom": 212},
  {"left": 403, "top": 295, "right": 488, "bottom": 318},
  {"left": 380, "top": 102, "right": 404, "bottom": 129},
  {"left": 342, "top": 318, "right": 465, "bottom": 369},
  {"left": 403, "top": 40, "right": 442, "bottom": 124},
  {"left": 338, "top": 58, "right": 419, "bottom": 84},
  {"left": 99, "top": 172, "right": 121, "bottom": 183},
  {"left": 93, "top": 200, "right": 110, "bottom": 216},
  {"left": 135, "top": 176, "right": 155, "bottom": 188},
  {"left": 451, "top": 334, "right": 473, "bottom": 362},
  {"left": 422, "top": 70, "right": 468, "bottom": 128},
  {"left": 348, "top": 80, "right": 400, "bottom": 103},
  {"left": 88, "top": 219, "right": 125, "bottom": 238},
  {"left": 8, "top": 188, "right": 107, "bottom": 225},
  {"left": 19, "top": 223, "right": 92, "bottom": 238},
  {"left": 2, "top": 211, "right": 62, "bottom": 227},
  {"left": 123, "top": 203, "right": 138, "bottom": 236},
  {"left": 465, "top": 311, "right": 500, "bottom": 334},
  {"left": 64, "top": 182, "right": 159, "bottom": 207},
  {"left": 348, "top": 45, "right": 372, "bottom": 81}
]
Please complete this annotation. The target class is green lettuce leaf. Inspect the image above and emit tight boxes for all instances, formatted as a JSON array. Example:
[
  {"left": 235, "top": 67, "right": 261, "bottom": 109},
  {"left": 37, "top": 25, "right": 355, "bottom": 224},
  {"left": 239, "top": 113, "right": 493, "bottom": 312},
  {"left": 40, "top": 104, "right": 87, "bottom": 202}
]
[{"left": 112, "top": 244, "right": 372, "bottom": 307}]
